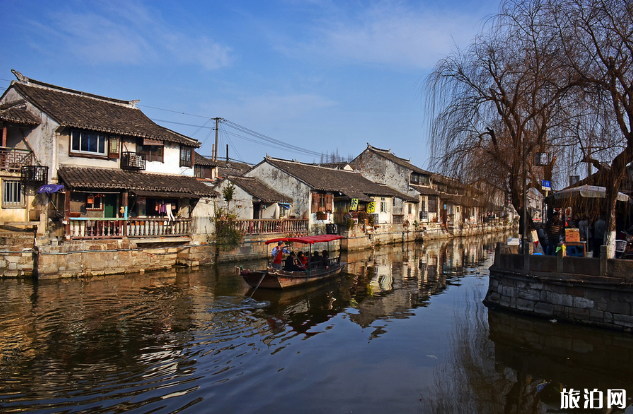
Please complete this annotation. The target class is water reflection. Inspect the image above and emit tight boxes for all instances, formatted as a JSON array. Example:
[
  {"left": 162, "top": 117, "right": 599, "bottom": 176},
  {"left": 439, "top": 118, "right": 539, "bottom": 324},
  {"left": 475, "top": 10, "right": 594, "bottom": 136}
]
[
  {"left": 420, "top": 288, "right": 633, "bottom": 413},
  {"left": 5, "top": 232, "right": 627, "bottom": 413}
]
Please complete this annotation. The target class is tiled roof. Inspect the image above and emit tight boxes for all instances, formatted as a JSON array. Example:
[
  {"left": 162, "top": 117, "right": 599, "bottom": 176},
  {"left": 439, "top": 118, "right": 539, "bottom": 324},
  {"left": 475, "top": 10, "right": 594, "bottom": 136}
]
[
  {"left": 431, "top": 173, "right": 467, "bottom": 190},
  {"left": 263, "top": 157, "right": 417, "bottom": 202},
  {"left": 410, "top": 184, "right": 440, "bottom": 196},
  {"left": 58, "top": 166, "right": 218, "bottom": 197},
  {"left": 10, "top": 77, "right": 200, "bottom": 147},
  {"left": 363, "top": 144, "right": 432, "bottom": 176},
  {"left": 227, "top": 176, "right": 292, "bottom": 203},
  {"left": 375, "top": 185, "right": 419, "bottom": 203},
  {"left": 194, "top": 152, "right": 217, "bottom": 166},
  {"left": 215, "top": 159, "right": 252, "bottom": 177},
  {"left": 0, "top": 100, "right": 40, "bottom": 125}
]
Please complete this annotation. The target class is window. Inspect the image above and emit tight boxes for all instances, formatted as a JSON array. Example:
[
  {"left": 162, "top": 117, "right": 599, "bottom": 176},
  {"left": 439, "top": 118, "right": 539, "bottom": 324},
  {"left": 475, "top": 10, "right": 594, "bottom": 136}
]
[
  {"left": 311, "top": 193, "right": 333, "bottom": 213},
  {"left": 380, "top": 197, "right": 387, "bottom": 213},
  {"left": 109, "top": 137, "right": 120, "bottom": 159},
  {"left": 86, "top": 194, "right": 103, "bottom": 210},
  {"left": 408, "top": 204, "right": 412, "bottom": 214},
  {"left": 428, "top": 198, "right": 437, "bottom": 213},
  {"left": 2, "top": 180, "right": 24, "bottom": 207},
  {"left": 180, "top": 146, "right": 193, "bottom": 167},
  {"left": 421, "top": 200, "right": 426, "bottom": 212},
  {"left": 392, "top": 198, "right": 396, "bottom": 206},
  {"left": 138, "top": 143, "right": 164, "bottom": 163},
  {"left": 71, "top": 129, "right": 107, "bottom": 156}
]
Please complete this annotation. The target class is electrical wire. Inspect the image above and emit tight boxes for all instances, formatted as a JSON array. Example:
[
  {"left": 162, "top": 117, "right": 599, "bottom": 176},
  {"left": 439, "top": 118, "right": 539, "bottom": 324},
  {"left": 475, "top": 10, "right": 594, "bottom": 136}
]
[
  {"left": 221, "top": 119, "right": 322, "bottom": 157},
  {"left": 139, "top": 104, "right": 210, "bottom": 119}
]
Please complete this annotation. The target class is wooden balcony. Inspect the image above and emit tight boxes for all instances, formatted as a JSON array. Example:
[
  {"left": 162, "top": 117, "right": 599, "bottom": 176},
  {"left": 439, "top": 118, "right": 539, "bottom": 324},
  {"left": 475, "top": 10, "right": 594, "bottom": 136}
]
[
  {"left": 121, "top": 152, "right": 146, "bottom": 170},
  {"left": 232, "top": 219, "right": 308, "bottom": 235},
  {"left": 0, "top": 147, "right": 36, "bottom": 173},
  {"left": 67, "top": 218, "right": 191, "bottom": 239}
]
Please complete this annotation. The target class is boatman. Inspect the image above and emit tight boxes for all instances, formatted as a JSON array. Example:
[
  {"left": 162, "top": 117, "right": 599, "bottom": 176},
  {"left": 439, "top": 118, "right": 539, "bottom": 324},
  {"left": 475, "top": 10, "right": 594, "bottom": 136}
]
[{"left": 271, "top": 241, "right": 290, "bottom": 270}]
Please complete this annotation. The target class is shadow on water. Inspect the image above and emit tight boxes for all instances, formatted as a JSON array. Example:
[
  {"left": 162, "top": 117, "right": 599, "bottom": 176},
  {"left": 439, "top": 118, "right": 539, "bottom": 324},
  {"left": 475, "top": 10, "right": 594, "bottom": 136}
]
[
  {"left": 418, "top": 289, "right": 633, "bottom": 413},
  {"left": 5, "top": 231, "right": 629, "bottom": 413}
]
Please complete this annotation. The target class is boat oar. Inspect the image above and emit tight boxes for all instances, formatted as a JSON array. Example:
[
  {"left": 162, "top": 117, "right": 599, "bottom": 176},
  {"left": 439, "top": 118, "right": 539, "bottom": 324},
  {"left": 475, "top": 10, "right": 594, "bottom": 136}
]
[{"left": 249, "top": 271, "right": 267, "bottom": 298}]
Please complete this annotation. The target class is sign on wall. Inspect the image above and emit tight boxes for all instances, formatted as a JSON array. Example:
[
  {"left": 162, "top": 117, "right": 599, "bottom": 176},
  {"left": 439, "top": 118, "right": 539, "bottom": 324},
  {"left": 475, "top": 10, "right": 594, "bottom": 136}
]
[
  {"left": 367, "top": 201, "right": 376, "bottom": 214},
  {"left": 350, "top": 198, "right": 358, "bottom": 211}
]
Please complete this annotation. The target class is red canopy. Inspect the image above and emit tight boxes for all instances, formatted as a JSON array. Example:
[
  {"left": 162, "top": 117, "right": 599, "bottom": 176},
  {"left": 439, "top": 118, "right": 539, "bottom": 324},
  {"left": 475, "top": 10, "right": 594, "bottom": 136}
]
[{"left": 264, "top": 234, "right": 344, "bottom": 245}]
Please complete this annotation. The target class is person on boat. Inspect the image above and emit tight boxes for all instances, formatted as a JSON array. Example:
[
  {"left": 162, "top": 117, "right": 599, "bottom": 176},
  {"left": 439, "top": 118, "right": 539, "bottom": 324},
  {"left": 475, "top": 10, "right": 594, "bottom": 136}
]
[
  {"left": 284, "top": 251, "right": 305, "bottom": 271},
  {"left": 310, "top": 251, "right": 321, "bottom": 267},
  {"left": 271, "top": 241, "right": 290, "bottom": 270},
  {"left": 321, "top": 250, "right": 330, "bottom": 268},
  {"left": 298, "top": 252, "right": 308, "bottom": 268}
]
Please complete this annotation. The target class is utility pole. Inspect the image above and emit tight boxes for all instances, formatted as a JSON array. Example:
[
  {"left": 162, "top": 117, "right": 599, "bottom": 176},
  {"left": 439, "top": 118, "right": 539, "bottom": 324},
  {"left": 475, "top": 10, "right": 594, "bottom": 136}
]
[{"left": 214, "top": 118, "right": 219, "bottom": 161}]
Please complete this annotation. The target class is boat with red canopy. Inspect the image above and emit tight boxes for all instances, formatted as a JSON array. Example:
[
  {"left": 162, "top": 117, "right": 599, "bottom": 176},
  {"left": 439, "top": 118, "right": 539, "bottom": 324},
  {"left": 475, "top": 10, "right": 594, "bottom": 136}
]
[{"left": 240, "top": 234, "right": 347, "bottom": 290}]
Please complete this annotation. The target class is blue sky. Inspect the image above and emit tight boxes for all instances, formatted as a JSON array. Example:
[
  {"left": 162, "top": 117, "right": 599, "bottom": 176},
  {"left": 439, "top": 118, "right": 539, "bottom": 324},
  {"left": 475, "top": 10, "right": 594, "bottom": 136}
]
[{"left": 1, "top": 0, "right": 499, "bottom": 167}]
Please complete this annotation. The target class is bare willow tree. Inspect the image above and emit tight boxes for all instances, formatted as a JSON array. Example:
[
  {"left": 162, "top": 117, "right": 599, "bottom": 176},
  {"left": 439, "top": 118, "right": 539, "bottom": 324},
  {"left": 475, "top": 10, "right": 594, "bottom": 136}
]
[
  {"left": 547, "top": 0, "right": 633, "bottom": 255},
  {"left": 426, "top": 0, "right": 574, "bottom": 232}
]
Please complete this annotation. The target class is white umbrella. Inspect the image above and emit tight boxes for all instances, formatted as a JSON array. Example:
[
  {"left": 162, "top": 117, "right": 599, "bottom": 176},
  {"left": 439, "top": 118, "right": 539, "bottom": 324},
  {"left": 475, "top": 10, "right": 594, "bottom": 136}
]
[{"left": 552, "top": 185, "right": 629, "bottom": 202}]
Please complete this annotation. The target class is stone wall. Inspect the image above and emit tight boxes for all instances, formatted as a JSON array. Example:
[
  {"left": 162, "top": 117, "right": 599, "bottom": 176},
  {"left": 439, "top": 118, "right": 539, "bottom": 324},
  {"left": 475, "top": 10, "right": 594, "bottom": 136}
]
[
  {"left": 36, "top": 238, "right": 199, "bottom": 279},
  {"left": 340, "top": 224, "right": 419, "bottom": 251},
  {"left": 0, "top": 231, "right": 36, "bottom": 277},
  {"left": 485, "top": 243, "right": 633, "bottom": 332}
]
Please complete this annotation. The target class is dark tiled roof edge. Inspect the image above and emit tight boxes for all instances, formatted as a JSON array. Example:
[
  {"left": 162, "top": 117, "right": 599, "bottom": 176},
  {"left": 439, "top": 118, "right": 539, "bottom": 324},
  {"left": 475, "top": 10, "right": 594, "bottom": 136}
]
[
  {"left": 58, "top": 166, "right": 218, "bottom": 197},
  {"left": 10, "top": 78, "right": 200, "bottom": 147}
]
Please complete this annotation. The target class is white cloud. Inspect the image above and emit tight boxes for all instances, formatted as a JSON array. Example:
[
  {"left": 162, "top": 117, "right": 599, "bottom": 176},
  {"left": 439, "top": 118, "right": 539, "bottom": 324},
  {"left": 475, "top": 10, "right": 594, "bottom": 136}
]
[
  {"left": 282, "top": 1, "right": 487, "bottom": 70},
  {"left": 30, "top": 1, "right": 231, "bottom": 70}
]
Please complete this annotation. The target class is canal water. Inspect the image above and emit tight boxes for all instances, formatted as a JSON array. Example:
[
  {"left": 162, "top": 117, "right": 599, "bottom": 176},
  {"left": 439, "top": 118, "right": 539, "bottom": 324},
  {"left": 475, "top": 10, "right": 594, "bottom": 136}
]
[{"left": 1, "top": 233, "right": 632, "bottom": 413}]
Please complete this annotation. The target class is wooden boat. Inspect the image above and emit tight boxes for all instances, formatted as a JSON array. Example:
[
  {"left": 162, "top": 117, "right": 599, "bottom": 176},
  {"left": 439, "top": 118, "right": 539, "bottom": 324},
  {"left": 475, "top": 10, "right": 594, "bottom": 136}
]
[{"left": 240, "top": 234, "right": 347, "bottom": 290}]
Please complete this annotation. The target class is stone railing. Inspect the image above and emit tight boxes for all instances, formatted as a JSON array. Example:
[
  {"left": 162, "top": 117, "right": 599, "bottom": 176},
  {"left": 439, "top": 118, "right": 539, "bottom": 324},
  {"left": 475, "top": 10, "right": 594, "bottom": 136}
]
[
  {"left": 233, "top": 219, "right": 308, "bottom": 235},
  {"left": 67, "top": 218, "right": 191, "bottom": 239}
]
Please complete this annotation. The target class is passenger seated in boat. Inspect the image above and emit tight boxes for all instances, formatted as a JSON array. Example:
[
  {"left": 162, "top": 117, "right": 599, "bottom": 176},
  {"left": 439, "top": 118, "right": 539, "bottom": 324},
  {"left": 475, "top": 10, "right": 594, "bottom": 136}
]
[
  {"left": 321, "top": 250, "right": 330, "bottom": 268},
  {"left": 298, "top": 252, "right": 308, "bottom": 267},
  {"left": 310, "top": 251, "right": 321, "bottom": 268},
  {"left": 284, "top": 252, "right": 305, "bottom": 271}
]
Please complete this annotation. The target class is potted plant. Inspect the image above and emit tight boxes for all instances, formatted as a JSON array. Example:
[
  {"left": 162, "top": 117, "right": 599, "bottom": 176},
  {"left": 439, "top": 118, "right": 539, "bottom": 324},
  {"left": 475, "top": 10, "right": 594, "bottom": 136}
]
[{"left": 346, "top": 217, "right": 355, "bottom": 230}]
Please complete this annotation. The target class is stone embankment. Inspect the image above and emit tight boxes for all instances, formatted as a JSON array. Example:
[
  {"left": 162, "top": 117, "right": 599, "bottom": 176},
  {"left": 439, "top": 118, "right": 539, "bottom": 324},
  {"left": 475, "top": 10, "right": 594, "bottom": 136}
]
[
  {"left": 484, "top": 243, "right": 633, "bottom": 332},
  {"left": 1, "top": 221, "right": 515, "bottom": 279},
  {"left": 0, "top": 231, "right": 36, "bottom": 277}
]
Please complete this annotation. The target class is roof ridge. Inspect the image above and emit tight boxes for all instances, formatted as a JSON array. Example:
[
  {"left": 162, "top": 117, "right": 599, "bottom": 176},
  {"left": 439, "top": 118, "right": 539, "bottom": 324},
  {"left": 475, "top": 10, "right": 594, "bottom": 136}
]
[
  {"left": 0, "top": 99, "right": 27, "bottom": 111},
  {"left": 12, "top": 69, "right": 137, "bottom": 108},
  {"left": 268, "top": 156, "right": 360, "bottom": 173}
]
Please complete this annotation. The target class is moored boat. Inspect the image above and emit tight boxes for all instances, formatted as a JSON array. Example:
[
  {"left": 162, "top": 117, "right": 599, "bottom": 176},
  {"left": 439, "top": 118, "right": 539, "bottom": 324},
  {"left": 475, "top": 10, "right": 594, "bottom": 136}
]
[{"left": 240, "top": 234, "right": 346, "bottom": 290}]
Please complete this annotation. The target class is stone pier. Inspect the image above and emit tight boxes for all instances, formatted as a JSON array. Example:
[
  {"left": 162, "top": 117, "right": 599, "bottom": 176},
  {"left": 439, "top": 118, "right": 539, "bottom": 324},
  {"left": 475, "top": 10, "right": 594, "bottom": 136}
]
[{"left": 485, "top": 243, "right": 633, "bottom": 332}]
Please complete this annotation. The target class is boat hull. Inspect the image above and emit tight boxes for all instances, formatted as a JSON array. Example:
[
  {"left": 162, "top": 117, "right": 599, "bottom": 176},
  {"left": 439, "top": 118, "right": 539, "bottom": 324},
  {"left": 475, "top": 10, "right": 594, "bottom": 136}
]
[{"left": 241, "top": 263, "right": 347, "bottom": 290}]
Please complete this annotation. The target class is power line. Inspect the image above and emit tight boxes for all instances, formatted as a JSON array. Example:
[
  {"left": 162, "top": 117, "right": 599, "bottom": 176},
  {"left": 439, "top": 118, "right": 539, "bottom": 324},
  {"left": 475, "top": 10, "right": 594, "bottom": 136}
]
[
  {"left": 140, "top": 105, "right": 210, "bottom": 119},
  {"left": 222, "top": 119, "right": 322, "bottom": 157},
  {"left": 151, "top": 118, "right": 216, "bottom": 130}
]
